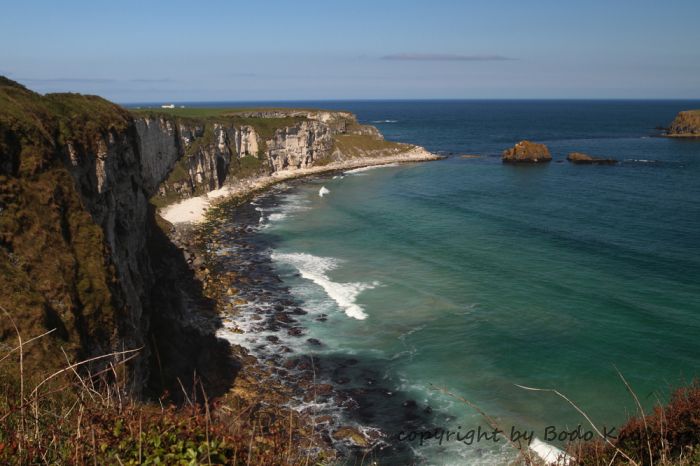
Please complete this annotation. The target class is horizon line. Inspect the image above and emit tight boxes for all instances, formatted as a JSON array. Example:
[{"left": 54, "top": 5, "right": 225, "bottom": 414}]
[{"left": 119, "top": 97, "right": 700, "bottom": 106}]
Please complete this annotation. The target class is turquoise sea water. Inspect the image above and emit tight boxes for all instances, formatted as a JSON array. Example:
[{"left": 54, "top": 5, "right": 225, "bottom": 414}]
[{"left": 234, "top": 101, "right": 700, "bottom": 463}]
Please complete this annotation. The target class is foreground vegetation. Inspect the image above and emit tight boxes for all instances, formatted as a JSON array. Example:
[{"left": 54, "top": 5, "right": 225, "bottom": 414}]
[{"left": 0, "top": 319, "right": 330, "bottom": 465}]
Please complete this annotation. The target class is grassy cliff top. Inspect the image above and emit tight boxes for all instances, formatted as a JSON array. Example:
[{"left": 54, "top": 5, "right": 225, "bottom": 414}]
[{"left": 129, "top": 106, "right": 350, "bottom": 119}]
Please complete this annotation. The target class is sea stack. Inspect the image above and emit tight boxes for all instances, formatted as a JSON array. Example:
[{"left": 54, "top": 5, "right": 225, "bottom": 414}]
[
  {"left": 665, "top": 110, "right": 700, "bottom": 137},
  {"left": 502, "top": 140, "right": 552, "bottom": 163},
  {"left": 566, "top": 152, "right": 617, "bottom": 165}
]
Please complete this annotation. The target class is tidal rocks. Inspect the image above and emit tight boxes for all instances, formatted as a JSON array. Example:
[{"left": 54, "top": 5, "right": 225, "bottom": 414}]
[
  {"left": 567, "top": 152, "right": 617, "bottom": 165},
  {"left": 665, "top": 110, "right": 700, "bottom": 137},
  {"left": 332, "top": 427, "right": 370, "bottom": 448},
  {"left": 502, "top": 140, "right": 552, "bottom": 163}
]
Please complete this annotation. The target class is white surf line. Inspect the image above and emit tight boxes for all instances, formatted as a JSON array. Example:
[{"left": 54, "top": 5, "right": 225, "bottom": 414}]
[{"left": 271, "top": 252, "right": 378, "bottom": 320}]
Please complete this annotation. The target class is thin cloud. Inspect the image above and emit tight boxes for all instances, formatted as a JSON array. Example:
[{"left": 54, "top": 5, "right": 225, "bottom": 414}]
[
  {"left": 21, "top": 77, "right": 116, "bottom": 84},
  {"left": 381, "top": 53, "right": 515, "bottom": 62},
  {"left": 129, "top": 78, "right": 174, "bottom": 83},
  {"left": 20, "top": 77, "right": 175, "bottom": 84}
]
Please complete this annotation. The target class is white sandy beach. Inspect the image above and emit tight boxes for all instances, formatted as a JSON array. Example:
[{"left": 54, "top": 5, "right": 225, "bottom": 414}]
[{"left": 160, "top": 146, "right": 441, "bottom": 224}]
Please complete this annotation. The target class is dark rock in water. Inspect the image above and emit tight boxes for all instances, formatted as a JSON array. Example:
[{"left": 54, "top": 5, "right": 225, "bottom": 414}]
[
  {"left": 365, "top": 377, "right": 376, "bottom": 386},
  {"left": 287, "top": 327, "right": 304, "bottom": 336},
  {"left": 265, "top": 335, "right": 280, "bottom": 343},
  {"left": 424, "top": 406, "right": 433, "bottom": 414},
  {"left": 274, "top": 313, "right": 296, "bottom": 324},
  {"left": 502, "top": 140, "right": 552, "bottom": 163},
  {"left": 567, "top": 152, "right": 617, "bottom": 165},
  {"left": 307, "top": 338, "right": 322, "bottom": 346},
  {"left": 334, "top": 376, "right": 351, "bottom": 385},
  {"left": 402, "top": 399, "right": 418, "bottom": 409},
  {"left": 273, "top": 304, "right": 284, "bottom": 311},
  {"left": 332, "top": 426, "right": 369, "bottom": 447},
  {"left": 315, "top": 383, "right": 334, "bottom": 395},
  {"left": 345, "top": 358, "right": 359, "bottom": 366},
  {"left": 291, "top": 307, "right": 308, "bottom": 315}
]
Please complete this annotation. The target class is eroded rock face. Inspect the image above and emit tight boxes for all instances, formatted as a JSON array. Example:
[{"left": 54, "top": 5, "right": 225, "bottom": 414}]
[
  {"left": 566, "top": 152, "right": 617, "bottom": 165},
  {"left": 267, "top": 120, "right": 334, "bottom": 171},
  {"left": 666, "top": 110, "right": 700, "bottom": 137},
  {"left": 236, "top": 125, "right": 259, "bottom": 156},
  {"left": 141, "top": 111, "right": 374, "bottom": 203},
  {"left": 502, "top": 140, "right": 552, "bottom": 163},
  {"left": 134, "top": 117, "right": 182, "bottom": 194}
]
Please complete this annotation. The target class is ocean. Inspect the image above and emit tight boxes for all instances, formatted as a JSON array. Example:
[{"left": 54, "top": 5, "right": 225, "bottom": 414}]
[{"left": 207, "top": 100, "right": 700, "bottom": 464}]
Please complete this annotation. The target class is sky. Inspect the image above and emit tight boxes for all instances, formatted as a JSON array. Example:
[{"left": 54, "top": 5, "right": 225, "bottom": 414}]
[{"left": 1, "top": 0, "right": 699, "bottom": 102}]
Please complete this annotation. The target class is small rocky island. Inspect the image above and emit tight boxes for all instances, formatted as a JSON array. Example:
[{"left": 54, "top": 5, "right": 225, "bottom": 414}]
[
  {"left": 665, "top": 110, "right": 700, "bottom": 137},
  {"left": 502, "top": 140, "right": 552, "bottom": 163},
  {"left": 567, "top": 152, "right": 617, "bottom": 165}
]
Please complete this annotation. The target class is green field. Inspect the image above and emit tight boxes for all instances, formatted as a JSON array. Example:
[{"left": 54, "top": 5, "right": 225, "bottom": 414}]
[{"left": 129, "top": 106, "right": 337, "bottom": 119}]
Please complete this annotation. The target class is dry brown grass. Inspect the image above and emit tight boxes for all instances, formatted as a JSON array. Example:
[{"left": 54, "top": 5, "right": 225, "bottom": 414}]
[{"left": 0, "top": 305, "right": 335, "bottom": 465}]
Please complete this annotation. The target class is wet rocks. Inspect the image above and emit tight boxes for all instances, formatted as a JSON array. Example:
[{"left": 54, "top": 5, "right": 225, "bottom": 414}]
[
  {"left": 502, "top": 140, "right": 552, "bottom": 163},
  {"left": 567, "top": 152, "right": 617, "bottom": 165},
  {"left": 402, "top": 399, "right": 418, "bottom": 409},
  {"left": 332, "top": 427, "right": 370, "bottom": 448}
]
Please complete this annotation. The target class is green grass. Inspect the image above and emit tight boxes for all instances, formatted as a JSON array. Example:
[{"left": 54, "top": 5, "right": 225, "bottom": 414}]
[
  {"left": 129, "top": 106, "right": 337, "bottom": 120},
  {"left": 234, "top": 116, "right": 307, "bottom": 140},
  {"left": 231, "top": 154, "right": 266, "bottom": 179},
  {"left": 333, "top": 133, "right": 412, "bottom": 158}
]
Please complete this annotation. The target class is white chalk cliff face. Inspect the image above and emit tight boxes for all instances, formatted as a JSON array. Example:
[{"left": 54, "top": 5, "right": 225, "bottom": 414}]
[
  {"left": 267, "top": 120, "right": 333, "bottom": 171},
  {"left": 134, "top": 111, "right": 376, "bottom": 203}
]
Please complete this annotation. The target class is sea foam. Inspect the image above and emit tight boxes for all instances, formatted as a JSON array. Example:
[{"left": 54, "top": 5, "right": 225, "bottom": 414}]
[
  {"left": 272, "top": 252, "right": 377, "bottom": 320},
  {"left": 319, "top": 186, "right": 330, "bottom": 197}
]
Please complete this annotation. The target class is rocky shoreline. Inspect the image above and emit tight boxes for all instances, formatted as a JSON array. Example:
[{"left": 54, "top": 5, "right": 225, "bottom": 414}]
[{"left": 163, "top": 159, "right": 444, "bottom": 462}]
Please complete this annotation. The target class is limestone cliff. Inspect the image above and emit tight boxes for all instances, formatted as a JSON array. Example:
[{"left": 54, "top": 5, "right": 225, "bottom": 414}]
[
  {"left": 136, "top": 108, "right": 387, "bottom": 206},
  {"left": 665, "top": 110, "right": 700, "bottom": 137}
]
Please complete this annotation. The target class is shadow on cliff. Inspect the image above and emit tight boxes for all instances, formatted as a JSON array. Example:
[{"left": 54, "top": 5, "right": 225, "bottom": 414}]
[{"left": 144, "top": 207, "right": 240, "bottom": 403}]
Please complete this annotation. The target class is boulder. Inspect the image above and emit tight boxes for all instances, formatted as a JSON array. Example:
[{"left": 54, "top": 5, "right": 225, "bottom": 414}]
[
  {"left": 332, "top": 427, "right": 369, "bottom": 447},
  {"left": 502, "top": 140, "right": 552, "bottom": 163},
  {"left": 566, "top": 152, "right": 617, "bottom": 165}
]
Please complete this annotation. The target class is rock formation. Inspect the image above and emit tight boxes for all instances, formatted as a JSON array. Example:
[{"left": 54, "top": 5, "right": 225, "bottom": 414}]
[
  {"left": 566, "top": 152, "right": 617, "bottom": 165},
  {"left": 502, "top": 140, "right": 552, "bottom": 163},
  {"left": 665, "top": 110, "right": 700, "bottom": 137}
]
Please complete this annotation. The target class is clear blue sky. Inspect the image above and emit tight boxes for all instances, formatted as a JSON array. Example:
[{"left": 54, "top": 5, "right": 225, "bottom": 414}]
[{"left": 1, "top": 0, "right": 699, "bottom": 102}]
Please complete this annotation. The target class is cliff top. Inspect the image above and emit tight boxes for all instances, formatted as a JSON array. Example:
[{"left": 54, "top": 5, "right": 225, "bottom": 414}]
[{"left": 130, "top": 106, "right": 353, "bottom": 120}]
